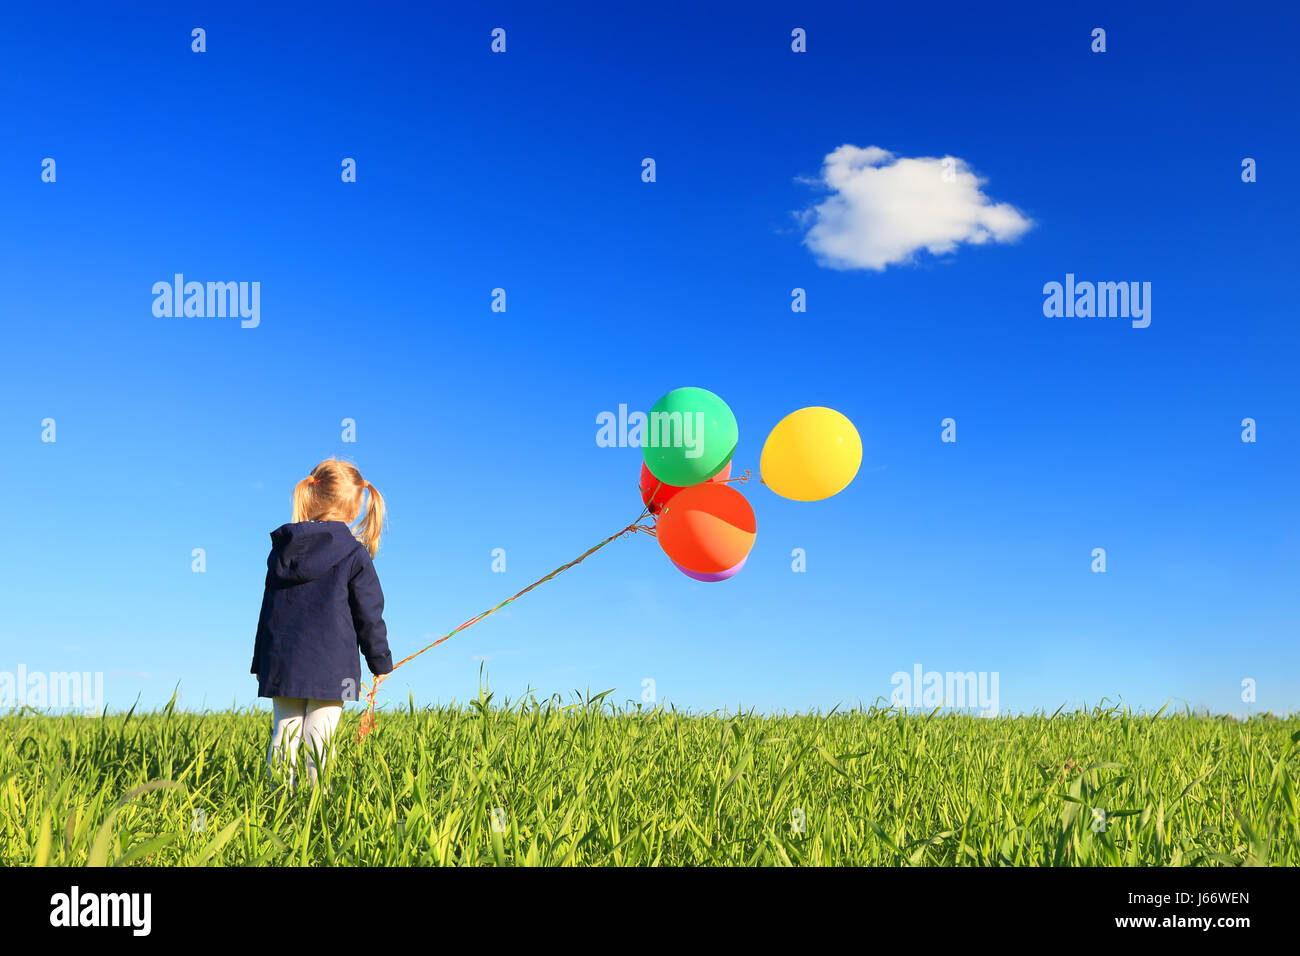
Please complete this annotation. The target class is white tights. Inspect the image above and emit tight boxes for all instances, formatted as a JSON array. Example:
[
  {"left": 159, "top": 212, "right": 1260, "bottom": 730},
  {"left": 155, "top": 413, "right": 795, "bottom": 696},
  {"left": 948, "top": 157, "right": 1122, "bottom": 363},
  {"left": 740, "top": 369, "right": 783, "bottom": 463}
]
[{"left": 267, "top": 697, "right": 343, "bottom": 789}]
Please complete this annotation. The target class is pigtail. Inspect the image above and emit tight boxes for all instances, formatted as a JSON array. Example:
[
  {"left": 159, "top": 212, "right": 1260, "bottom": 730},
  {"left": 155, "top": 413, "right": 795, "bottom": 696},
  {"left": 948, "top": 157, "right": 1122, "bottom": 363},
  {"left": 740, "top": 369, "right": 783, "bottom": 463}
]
[
  {"left": 291, "top": 475, "right": 318, "bottom": 523},
  {"left": 356, "top": 482, "right": 386, "bottom": 558}
]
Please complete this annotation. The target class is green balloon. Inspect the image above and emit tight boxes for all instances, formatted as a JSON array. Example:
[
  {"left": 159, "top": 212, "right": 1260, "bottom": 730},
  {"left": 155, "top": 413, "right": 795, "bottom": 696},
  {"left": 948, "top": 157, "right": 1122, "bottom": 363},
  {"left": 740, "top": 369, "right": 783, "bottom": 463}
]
[{"left": 641, "top": 387, "right": 738, "bottom": 487}]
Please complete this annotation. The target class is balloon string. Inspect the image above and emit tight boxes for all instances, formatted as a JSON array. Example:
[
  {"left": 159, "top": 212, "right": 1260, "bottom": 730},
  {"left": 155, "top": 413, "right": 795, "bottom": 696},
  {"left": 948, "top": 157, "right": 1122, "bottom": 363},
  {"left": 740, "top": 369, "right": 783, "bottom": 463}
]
[
  {"left": 645, "top": 468, "right": 764, "bottom": 514},
  {"left": 719, "top": 468, "right": 763, "bottom": 485},
  {"left": 356, "top": 509, "right": 655, "bottom": 741}
]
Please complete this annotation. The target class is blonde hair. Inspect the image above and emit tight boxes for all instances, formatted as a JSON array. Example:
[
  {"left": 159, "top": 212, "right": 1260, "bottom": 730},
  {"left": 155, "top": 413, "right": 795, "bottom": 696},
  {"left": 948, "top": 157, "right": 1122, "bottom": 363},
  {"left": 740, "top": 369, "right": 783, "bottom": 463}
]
[{"left": 291, "top": 459, "right": 386, "bottom": 558}]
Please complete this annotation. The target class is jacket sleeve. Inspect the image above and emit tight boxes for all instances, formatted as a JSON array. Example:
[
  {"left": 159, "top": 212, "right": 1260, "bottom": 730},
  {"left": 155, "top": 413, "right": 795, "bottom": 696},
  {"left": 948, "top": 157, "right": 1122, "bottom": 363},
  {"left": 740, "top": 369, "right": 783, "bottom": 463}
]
[
  {"left": 251, "top": 568, "right": 273, "bottom": 674},
  {"left": 348, "top": 550, "right": 393, "bottom": 675}
]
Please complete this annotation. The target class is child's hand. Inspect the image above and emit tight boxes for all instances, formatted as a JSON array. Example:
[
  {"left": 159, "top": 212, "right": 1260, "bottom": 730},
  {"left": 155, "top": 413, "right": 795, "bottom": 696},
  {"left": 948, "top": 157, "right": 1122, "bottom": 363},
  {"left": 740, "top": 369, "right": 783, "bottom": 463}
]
[{"left": 370, "top": 672, "right": 388, "bottom": 694}]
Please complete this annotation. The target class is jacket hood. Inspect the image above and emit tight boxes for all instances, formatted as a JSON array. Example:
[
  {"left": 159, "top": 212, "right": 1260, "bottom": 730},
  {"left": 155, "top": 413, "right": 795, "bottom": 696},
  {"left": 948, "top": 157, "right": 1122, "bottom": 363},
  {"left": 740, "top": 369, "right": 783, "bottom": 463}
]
[{"left": 267, "top": 521, "right": 362, "bottom": 584}]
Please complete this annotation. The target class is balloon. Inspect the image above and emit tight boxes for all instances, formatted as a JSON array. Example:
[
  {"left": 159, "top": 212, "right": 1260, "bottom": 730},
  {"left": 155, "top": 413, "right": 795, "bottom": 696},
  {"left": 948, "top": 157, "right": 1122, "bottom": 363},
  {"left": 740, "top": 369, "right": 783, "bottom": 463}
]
[
  {"left": 760, "top": 407, "right": 862, "bottom": 501},
  {"left": 656, "top": 482, "right": 756, "bottom": 574},
  {"left": 672, "top": 556, "right": 746, "bottom": 582},
  {"left": 641, "top": 387, "right": 738, "bottom": 487},
  {"left": 638, "top": 460, "right": 731, "bottom": 514}
]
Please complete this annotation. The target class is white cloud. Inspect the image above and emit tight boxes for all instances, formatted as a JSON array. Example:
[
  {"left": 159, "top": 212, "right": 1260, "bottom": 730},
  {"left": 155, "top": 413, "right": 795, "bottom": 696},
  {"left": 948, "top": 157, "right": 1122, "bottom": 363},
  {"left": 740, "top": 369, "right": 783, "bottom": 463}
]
[{"left": 798, "top": 145, "right": 1032, "bottom": 271}]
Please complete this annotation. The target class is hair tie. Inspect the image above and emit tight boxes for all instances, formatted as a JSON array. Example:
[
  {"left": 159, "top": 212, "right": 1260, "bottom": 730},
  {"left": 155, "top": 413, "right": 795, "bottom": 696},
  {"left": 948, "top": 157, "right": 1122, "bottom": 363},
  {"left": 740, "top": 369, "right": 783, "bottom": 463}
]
[
  {"left": 306, "top": 476, "right": 318, "bottom": 485},
  {"left": 361, "top": 481, "right": 370, "bottom": 490}
]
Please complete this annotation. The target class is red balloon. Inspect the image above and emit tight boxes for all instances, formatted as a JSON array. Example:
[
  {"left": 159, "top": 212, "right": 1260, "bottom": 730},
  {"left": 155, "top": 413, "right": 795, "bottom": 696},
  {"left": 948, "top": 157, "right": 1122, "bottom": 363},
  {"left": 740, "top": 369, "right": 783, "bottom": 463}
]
[
  {"left": 639, "top": 461, "right": 731, "bottom": 514},
  {"left": 656, "top": 482, "right": 756, "bottom": 574}
]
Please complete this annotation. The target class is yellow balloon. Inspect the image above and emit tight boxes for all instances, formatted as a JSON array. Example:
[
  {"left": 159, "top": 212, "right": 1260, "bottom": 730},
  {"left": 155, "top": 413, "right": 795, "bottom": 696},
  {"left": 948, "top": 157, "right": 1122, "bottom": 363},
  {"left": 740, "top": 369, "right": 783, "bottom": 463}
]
[{"left": 760, "top": 407, "right": 862, "bottom": 501}]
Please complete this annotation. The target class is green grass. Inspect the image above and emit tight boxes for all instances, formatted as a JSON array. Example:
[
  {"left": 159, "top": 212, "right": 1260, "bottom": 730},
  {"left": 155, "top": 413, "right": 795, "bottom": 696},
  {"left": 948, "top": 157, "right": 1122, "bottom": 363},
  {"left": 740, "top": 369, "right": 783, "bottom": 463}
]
[{"left": 2, "top": 689, "right": 1297, "bottom": 866}]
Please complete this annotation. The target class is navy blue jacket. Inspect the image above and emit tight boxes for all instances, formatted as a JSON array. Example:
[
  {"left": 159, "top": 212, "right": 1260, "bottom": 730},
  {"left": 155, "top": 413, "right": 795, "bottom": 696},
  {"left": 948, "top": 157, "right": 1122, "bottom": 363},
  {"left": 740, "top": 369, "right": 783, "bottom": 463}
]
[{"left": 251, "top": 521, "right": 394, "bottom": 701}]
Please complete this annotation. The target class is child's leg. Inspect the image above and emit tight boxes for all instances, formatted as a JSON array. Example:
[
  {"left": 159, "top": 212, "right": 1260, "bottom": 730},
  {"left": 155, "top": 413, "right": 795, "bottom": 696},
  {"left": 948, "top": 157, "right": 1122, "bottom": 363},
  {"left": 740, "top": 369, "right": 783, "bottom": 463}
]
[
  {"left": 268, "top": 696, "right": 308, "bottom": 788},
  {"left": 301, "top": 699, "right": 344, "bottom": 786}
]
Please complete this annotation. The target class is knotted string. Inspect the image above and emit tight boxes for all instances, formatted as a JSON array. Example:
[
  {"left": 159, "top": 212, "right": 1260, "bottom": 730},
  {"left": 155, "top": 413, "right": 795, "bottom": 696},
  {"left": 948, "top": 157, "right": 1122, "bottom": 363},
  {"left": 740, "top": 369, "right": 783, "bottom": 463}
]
[{"left": 718, "top": 468, "right": 760, "bottom": 485}]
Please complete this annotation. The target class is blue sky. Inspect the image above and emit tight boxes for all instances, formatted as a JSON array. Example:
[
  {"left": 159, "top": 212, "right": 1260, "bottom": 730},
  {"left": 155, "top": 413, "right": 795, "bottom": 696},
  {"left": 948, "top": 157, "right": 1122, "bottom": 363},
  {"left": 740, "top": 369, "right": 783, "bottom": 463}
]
[{"left": 1, "top": 2, "right": 1296, "bottom": 717}]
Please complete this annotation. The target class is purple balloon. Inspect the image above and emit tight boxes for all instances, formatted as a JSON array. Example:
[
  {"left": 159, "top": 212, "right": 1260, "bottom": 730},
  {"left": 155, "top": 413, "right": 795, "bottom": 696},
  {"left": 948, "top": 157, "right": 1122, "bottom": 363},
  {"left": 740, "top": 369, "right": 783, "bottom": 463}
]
[{"left": 671, "top": 556, "right": 747, "bottom": 582}]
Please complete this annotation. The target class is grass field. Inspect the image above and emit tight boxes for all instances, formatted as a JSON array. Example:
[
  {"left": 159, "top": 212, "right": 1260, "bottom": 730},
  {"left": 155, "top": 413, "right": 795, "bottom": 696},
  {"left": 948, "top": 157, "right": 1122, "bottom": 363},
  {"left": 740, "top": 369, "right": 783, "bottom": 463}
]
[{"left": 2, "top": 689, "right": 1297, "bottom": 866}]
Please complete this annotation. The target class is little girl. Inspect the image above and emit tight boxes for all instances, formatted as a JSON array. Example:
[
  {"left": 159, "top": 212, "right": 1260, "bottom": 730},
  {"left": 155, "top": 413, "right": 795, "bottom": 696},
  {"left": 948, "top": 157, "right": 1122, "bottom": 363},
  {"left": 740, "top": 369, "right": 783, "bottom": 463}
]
[{"left": 250, "top": 459, "right": 394, "bottom": 788}]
